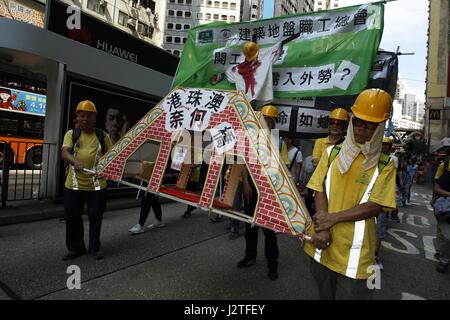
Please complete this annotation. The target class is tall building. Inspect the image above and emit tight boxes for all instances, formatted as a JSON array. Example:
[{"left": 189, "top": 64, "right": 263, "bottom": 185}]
[
  {"left": 402, "top": 93, "right": 416, "bottom": 118},
  {"left": 416, "top": 101, "right": 426, "bottom": 124},
  {"left": 395, "top": 80, "right": 404, "bottom": 102},
  {"left": 313, "top": 0, "right": 341, "bottom": 11},
  {"left": 241, "top": 0, "right": 263, "bottom": 21},
  {"left": 164, "top": 0, "right": 242, "bottom": 56},
  {"left": 425, "top": 0, "right": 450, "bottom": 151},
  {"left": 274, "top": 0, "right": 314, "bottom": 16}
]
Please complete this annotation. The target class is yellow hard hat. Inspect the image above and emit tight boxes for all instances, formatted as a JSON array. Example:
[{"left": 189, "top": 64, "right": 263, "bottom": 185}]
[
  {"left": 382, "top": 137, "right": 393, "bottom": 144},
  {"left": 351, "top": 89, "right": 392, "bottom": 123},
  {"left": 243, "top": 41, "right": 259, "bottom": 62},
  {"left": 261, "top": 104, "right": 279, "bottom": 118},
  {"left": 76, "top": 100, "right": 97, "bottom": 114},
  {"left": 329, "top": 108, "right": 349, "bottom": 121}
]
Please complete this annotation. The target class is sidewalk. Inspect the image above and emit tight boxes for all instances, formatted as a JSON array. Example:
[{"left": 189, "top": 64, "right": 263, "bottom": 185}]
[{"left": 0, "top": 194, "right": 174, "bottom": 226}]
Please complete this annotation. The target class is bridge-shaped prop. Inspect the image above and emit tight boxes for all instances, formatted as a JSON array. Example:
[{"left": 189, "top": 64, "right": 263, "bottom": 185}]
[{"left": 95, "top": 88, "right": 312, "bottom": 237}]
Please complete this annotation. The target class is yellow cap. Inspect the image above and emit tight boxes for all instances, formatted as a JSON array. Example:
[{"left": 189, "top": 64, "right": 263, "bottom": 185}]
[
  {"left": 243, "top": 41, "right": 259, "bottom": 62},
  {"left": 261, "top": 104, "right": 279, "bottom": 118},
  {"left": 351, "top": 89, "right": 392, "bottom": 123},
  {"left": 76, "top": 100, "right": 97, "bottom": 114},
  {"left": 382, "top": 137, "right": 393, "bottom": 144},
  {"left": 329, "top": 108, "right": 349, "bottom": 121}
]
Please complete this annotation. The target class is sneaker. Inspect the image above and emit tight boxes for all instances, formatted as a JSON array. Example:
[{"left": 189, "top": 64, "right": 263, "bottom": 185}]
[
  {"left": 147, "top": 220, "right": 165, "bottom": 230},
  {"left": 90, "top": 250, "right": 104, "bottom": 260},
  {"left": 210, "top": 215, "right": 223, "bottom": 223},
  {"left": 237, "top": 256, "right": 256, "bottom": 268},
  {"left": 128, "top": 224, "right": 144, "bottom": 234},
  {"left": 182, "top": 211, "right": 191, "bottom": 219},
  {"left": 436, "top": 261, "right": 449, "bottom": 273},
  {"left": 62, "top": 250, "right": 86, "bottom": 261},
  {"left": 375, "top": 256, "right": 384, "bottom": 271},
  {"left": 228, "top": 232, "right": 240, "bottom": 240},
  {"left": 267, "top": 269, "right": 279, "bottom": 280}
]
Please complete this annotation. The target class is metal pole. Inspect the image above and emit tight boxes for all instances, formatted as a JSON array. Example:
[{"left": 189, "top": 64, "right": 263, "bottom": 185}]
[{"left": 427, "top": 106, "right": 431, "bottom": 155}]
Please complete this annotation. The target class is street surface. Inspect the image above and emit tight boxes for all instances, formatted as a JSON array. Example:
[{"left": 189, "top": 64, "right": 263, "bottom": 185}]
[{"left": 0, "top": 184, "right": 449, "bottom": 300}]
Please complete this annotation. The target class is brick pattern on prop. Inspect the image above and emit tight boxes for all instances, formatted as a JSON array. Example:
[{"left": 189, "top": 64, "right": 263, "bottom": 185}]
[{"left": 96, "top": 89, "right": 312, "bottom": 237}]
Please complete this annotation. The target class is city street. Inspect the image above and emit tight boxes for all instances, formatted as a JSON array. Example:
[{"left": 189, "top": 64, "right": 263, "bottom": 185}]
[{"left": 0, "top": 184, "right": 448, "bottom": 300}]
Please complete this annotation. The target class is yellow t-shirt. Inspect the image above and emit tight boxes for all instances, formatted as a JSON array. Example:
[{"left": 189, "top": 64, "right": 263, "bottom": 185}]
[
  {"left": 63, "top": 129, "right": 112, "bottom": 191},
  {"left": 312, "top": 137, "right": 333, "bottom": 163},
  {"left": 304, "top": 151, "right": 396, "bottom": 279},
  {"left": 434, "top": 162, "right": 450, "bottom": 180}
]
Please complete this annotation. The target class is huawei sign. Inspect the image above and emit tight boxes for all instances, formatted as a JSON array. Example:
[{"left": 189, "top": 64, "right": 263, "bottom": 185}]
[{"left": 67, "top": 27, "right": 138, "bottom": 63}]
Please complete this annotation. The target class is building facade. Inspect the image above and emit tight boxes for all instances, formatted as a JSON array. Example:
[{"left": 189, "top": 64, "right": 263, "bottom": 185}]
[
  {"left": 163, "top": 0, "right": 242, "bottom": 56},
  {"left": 56, "top": 0, "right": 167, "bottom": 47},
  {"left": 0, "top": 0, "right": 45, "bottom": 27},
  {"left": 241, "top": 0, "right": 262, "bottom": 21},
  {"left": 274, "top": 0, "right": 314, "bottom": 16},
  {"left": 403, "top": 93, "right": 416, "bottom": 118},
  {"left": 425, "top": 0, "right": 450, "bottom": 151}
]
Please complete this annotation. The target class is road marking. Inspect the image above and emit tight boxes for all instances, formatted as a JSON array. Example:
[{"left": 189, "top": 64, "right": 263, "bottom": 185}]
[
  {"left": 406, "top": 214, "right": 431, "bottom": 228},
  {"left": 426, "top": 204, "right": 434, "bottom": 212},
  {"left": 401, "top": 292, "right": 426, "bottom": 300},
  {"left": 382, "top": 229, "right": 420, "bottom": 255},
  {"left": 397, "top": 211, "right": 404, "bottom": 223},
  {"left": 421, "top": 194, "right": 427, "bottom": 199},
  {"left": 423, "top": 236, "right": 439, "bottom": 262}
]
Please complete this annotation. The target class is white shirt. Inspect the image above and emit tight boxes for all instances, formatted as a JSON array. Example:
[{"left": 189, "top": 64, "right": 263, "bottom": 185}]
[{"left": 288, "top": 146, "right": 302, "bottom": 177}]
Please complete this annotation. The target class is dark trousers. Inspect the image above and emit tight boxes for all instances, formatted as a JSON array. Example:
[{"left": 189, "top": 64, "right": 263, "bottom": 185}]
[
  {"left": 309, "top": 258, "right": 374, "bottom": 300},
  {"left": 139, "top": 193, "right": 162, "bottom": 226},
  {"left": 243, "top": 191, "right": 279, "bottom": 265},
  {"left": 64, "top": 188, "right": 106, "bottom": 253}
]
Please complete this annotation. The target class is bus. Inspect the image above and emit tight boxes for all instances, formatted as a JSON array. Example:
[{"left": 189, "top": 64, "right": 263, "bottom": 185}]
[{"left": 0, "top": 110, "right": 44, "bottom": 169}]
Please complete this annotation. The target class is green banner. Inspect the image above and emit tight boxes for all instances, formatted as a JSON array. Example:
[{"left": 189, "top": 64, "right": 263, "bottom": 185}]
[{"left": 172, "top": 2, "right": 384, "bottom": 98}]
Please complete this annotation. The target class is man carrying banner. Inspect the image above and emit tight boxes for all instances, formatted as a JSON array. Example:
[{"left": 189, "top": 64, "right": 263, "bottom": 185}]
[
  {"left": 312, "top": 107, "right": 349, "bottom": 167},
  {"left": 304, "top": 89, "right": 396, "bottom": 299}
]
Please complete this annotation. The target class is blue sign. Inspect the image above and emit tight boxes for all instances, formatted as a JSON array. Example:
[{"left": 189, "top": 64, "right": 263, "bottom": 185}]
[{"left": 0, "top": 86, "right": 46, "bottom": 116}]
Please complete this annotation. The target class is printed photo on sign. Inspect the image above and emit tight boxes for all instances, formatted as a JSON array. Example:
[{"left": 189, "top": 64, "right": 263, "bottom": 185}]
[
  {"left": 0, "top": 86, "right": 46, "bottom": 116},
  {"left": 210, "top": 123, "right": 237, "bottom": 155},
  {"left": 171, "top": 145, "right": 188, "bottom": 171}
]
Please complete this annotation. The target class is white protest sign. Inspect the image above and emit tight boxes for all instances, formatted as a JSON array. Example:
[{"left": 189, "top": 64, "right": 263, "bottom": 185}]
[
  {"left": 163, "top": 89, "right": 229, "bottom": 132},
  {"left": 333, "top": 60, "right": 360, "bottom": 90},
  {"left": 296, "top": 108, "right": 330, "bottom": 134},
  {"left": 210, "top": 122, "right": 237, "bottom": 155},
  {"left": 274, "top": 64, "right": 335, "bottom": 92},
  {"left": 275, "top": 106, "right": 291, "bottom": 132}
]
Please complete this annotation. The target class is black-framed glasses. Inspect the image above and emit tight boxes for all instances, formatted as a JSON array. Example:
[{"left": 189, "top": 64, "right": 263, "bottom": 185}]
[
  {"left": 329, "top": 119, "right": 344, "bottom": 126},
  {"left": 352, "top": 117, "right": 378, "bottom": 130}
]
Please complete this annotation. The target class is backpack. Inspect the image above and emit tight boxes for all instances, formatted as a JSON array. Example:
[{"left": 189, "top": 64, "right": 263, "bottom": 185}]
[
  {"left": 71, "top": 127, "right": 106, "bottom": 154},
  {"left": 327, "top": 144, "right": 391, "bottom": 173}
]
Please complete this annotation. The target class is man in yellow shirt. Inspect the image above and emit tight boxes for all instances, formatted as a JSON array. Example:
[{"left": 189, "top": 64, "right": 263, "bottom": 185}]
[
  {"left": 312, "top": 107, "right": 349, "bottom": 167},
  {"left": 61, "top": 100, "right": 112, "bottom": 260},
  {"left": 304, "top": 89, "right": 396, "bottom": 299}
]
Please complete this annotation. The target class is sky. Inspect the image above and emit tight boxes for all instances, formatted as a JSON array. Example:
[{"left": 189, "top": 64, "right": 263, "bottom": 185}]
[{"left": 263, "top": 0, "right": 428, "bottom": 102}]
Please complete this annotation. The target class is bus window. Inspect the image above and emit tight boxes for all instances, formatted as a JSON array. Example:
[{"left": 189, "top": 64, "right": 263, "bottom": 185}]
[{"left": 0, "top": 110, "right": 45, "bottom": 169}]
